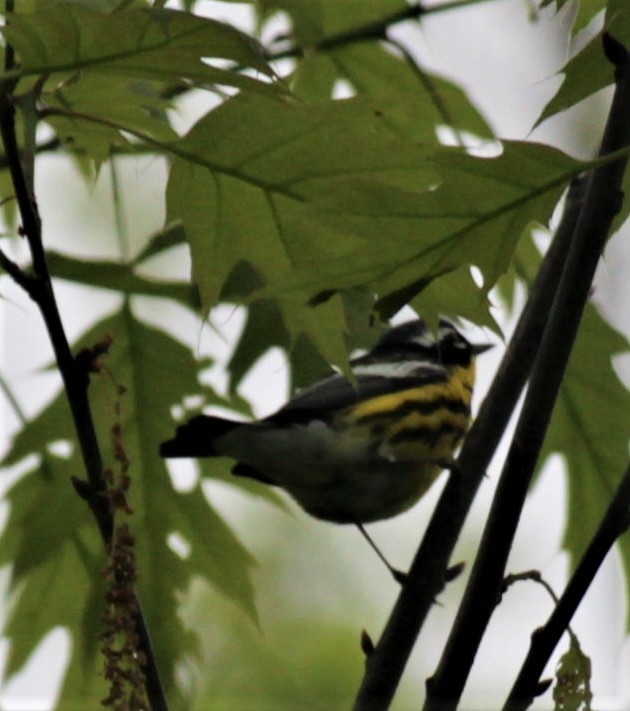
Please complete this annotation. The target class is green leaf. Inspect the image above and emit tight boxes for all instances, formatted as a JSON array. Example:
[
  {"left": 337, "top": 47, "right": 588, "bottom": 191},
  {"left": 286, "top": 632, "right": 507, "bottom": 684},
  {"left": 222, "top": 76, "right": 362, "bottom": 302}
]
[
  {"left": 166, "top": 92, "right": 436, "bottom": 361},
  {"left": 44, "top": 74, "right": 177, "bottom": 164},
  {"left": 541, "top": 0, "right": 606, "bottom": 35},
  {"left": 226, "top": 287, "right": 382, "bottom": 394},
  {"left": 535, "top": 32, "right": 611, "bottom": 129},
  {"left": 295, "top": 43, "right": 492, "bottom": 142},
  {"left": 408, "top": 267, "right": 496, "bottom": 331},
  {"left": 495, "top": 229, "right": 630, "bottom": 624},
  {"left": 540, "top": 305, "right": 630, "bottom": 621},
  {"left": 537, "top": 2, "right": 630, "bottom": 127},
  {"left": 132, "top": 223, "right": 188, "bottom": 266},
  {"left": 45, "top": 250, "right": 199, "bottom": 307},
  {"left": 0, "top": 459, "right": 103, "bottom": 679},
  {"left": 263, "top": 141, "right": 584, "bottom": 321},
  {"left": 258, "top": 0, "right": 406, "bottom": 44},
  {"left": 495, "top": 226, "right": 548, "bottom": 314},
  {"left": 2, "top": 5, "right": 279, "bottom": 94},
  {"left": 0, "top": 307, "right": 257, "bottom": 702}
]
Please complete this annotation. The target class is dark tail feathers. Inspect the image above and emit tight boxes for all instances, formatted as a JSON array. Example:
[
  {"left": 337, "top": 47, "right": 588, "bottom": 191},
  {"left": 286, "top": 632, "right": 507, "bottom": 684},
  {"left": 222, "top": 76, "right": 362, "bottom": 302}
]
[{"left": 160, "top": 414, "right": 239, "bottom": 458}]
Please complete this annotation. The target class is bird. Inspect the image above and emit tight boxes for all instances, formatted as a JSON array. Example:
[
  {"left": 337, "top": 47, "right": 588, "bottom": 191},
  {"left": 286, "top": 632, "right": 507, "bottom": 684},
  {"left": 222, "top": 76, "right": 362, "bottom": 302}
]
[{"left": 160, "top": 318, "right": 491, "bottom": 527}]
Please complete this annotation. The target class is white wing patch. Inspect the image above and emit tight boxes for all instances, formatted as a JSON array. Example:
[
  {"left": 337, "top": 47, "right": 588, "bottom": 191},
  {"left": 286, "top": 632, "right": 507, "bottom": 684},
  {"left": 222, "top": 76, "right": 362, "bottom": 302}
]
[{"left": 352, "top": 360, "right": 444, "bottom": 379}]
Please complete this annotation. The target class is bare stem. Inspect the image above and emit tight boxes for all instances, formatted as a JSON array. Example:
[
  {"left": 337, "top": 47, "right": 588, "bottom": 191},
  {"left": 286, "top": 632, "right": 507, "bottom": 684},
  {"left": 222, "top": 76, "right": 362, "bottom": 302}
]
[{"left": 424, "top": 33, "right": 630, "bottom": 711}]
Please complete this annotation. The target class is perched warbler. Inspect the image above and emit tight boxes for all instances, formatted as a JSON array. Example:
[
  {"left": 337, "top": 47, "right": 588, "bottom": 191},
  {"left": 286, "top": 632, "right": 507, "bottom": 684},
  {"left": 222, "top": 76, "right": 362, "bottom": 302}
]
[{"left": 160, "top": 319, "right": 491, "bottom": 525}]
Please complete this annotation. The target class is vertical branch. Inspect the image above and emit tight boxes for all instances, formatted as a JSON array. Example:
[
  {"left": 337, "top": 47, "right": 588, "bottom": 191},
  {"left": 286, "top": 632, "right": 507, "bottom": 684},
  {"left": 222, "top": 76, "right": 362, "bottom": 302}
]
[
  {"left": 351, "top": 176, "right": 585, "bottom": 711},
  {"left": 503, "top": 461, "right": 630, "bottom": 711},
  {"left": 424, "top": 33, "right": 630, "bottom": 711}
]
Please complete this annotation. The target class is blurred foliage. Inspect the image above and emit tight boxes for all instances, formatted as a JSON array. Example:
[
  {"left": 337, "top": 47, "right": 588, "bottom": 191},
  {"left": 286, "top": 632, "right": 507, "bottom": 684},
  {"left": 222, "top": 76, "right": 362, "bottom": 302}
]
[{"left": 0, "top": 0, "right": 629, "bottom": 708}]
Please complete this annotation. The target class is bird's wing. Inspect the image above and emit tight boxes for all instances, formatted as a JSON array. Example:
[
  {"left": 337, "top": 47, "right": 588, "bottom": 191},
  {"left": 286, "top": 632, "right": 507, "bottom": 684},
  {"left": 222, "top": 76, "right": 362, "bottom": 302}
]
[{"left": 266, "top": 360, "right": 448, "bottom": 425}]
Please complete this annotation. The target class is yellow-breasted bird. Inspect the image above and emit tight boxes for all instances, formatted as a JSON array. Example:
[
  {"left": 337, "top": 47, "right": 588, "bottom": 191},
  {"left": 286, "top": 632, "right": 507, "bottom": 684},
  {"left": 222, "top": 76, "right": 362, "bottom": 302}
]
[{"left": 160, "top": 318, "right": 491, "bottom": 525}]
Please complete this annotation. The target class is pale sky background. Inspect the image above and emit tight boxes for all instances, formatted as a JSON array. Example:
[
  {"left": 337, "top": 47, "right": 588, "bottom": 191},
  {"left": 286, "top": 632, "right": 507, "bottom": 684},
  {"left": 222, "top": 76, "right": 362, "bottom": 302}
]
[{"left": 1, "top": 0, "right": 629, "bottom": 709}]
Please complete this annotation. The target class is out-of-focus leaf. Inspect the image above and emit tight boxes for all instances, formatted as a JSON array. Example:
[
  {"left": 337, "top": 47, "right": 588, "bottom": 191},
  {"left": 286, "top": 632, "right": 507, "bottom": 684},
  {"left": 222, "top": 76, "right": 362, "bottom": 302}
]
[
  {"left": 537, "top": 1, "right": 630, "bottom": 127},
  {"left": 541, "top": 0, "right": 606, "bottom": 35},
  {"left": 540, "top": 305, "right": 630, "bottom": 624},
  {"left": 492, "top": 222, "right": 630, "bottom": 625},
  {"left": 44, "top": 75, "right": 177, "bottom": 164},
  {"left": 495, "top": 225, "right": 549, "bottom": 314},
  {"left": 132, "top": 223, "right": 188, "bottom": 266},
  {"left": 258, "top": 0, "right": 406, "bottom": 44},
  {"left": 166, "top": 93, "right": 437, "bottom": 367},
  {"left": 294, "top": 43, "right": 492, "bottom": 143},
  {"left": 535, "top": 32, "right": 610, "bottom": 129},
  {"left": 0, "top": 308, "right": 258, "bottom": 702},
  {"left": 2, "top": 5, "right": 279, "bottom": 94},
  {"left": 45, "top": 250, "right": 198, "bottom": 307}
]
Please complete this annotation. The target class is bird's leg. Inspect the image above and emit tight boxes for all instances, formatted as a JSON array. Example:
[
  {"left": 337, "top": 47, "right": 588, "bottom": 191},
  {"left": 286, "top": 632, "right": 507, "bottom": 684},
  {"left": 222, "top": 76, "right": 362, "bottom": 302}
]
[{"left": 355, "top": 522, "right": 407, "bottom": 585}]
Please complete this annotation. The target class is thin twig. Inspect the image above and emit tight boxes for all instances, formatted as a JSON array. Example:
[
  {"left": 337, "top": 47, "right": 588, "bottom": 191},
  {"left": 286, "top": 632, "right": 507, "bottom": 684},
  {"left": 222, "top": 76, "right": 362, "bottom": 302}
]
[
  {"left": 0, "top": 368, "right": 27, "bottom": 427},
  {"left": 503, "top": 461, "right": 630, "bottom": 711},
  {"left": 265, "top": 0, "right": 497, "bottom": 62},
  {"left": 0, "top": 246, "right": 35, "bottom": 294},
  {"left": 424, "top": 33, "right": 630, "bottom": 711}
]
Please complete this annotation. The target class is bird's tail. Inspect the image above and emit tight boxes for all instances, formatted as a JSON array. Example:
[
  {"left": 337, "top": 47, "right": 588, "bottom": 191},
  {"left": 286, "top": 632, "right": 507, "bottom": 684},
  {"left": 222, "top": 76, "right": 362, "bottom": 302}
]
[{"left": 159, "top": 414, "right": 240, "bottom": 458}]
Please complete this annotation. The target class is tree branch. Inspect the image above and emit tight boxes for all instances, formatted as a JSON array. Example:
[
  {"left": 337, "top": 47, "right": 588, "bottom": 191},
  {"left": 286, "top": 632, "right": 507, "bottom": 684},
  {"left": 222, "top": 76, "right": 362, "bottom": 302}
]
[
  {"left": 424, "top": 33, "right": 630, "bottom": 711},
  {"left": 0, "top": 19, "right": 169, "bottom": 711},
  {"left": 265, "top": 0, "right": 497, "bottom": 62},
  {"left": 503, "top": 460, "right": 630, "bottom": 711},
  {"left": 351, "top": 158, "right": 585, "bottom": 711}
]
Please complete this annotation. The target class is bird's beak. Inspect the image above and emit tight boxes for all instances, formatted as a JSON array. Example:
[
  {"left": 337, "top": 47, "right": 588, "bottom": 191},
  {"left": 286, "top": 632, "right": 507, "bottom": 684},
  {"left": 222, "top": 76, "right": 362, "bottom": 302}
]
[{"left": 472, "top": 342, "right": 493, "bottom": 355}]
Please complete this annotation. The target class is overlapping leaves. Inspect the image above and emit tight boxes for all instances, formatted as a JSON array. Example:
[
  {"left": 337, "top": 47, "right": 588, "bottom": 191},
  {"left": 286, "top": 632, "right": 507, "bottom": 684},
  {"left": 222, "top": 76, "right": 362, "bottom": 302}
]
[
  {"left": 1, "top": 3, "right": 276, "bottom": 90},
  {"left": 167, "top": 91, "right": 589, "bottom": 342},
  {"left": 0, "top": 307, "right": 258, "bottom": 703}
]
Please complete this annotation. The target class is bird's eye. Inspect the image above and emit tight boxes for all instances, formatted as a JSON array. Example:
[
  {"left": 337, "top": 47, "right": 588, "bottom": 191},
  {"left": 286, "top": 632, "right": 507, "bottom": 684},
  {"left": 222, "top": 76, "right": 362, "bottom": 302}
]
[{"left": 439, "top": 334, "right": 472, "bottom": 365}]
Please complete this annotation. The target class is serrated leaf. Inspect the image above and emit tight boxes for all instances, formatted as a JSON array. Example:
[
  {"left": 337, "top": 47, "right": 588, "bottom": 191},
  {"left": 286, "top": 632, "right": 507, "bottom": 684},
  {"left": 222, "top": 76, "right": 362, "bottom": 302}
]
[
  {"left": 495, "top": 226, "right": 546, "bottom": 313},
  {"left": 262, "top": 141, "right": 585, "bottom": 325},
  {"left": 44, "top": 74, "right": 177, "bottom": 164},
  {"left": 0, "top": 459, "right": 103, "bottom": 679},
  {"left": 227, "top": 288, "right": 381, "bottom": 394},
  {"left": 541, "top": 0, "right": 607, "bottom": 35},
  {"left": 227, "top": 298, "right": 290, "bottom": 394},
  {"left": 166, "top": 92, "right": 436, "bottom": 362},
  {"left": 537, "top": 2, "right": 630, "bottom": 128},
  {"left": 2, "top": 5, "right": 279, "bottom": 95},
  {"left": 408, "top": 267, "right": 496, "bottom": 331},
  {"left": 0, "top": 307, "right": 258, "bottom": 701},
  {"left": 535, "top": 32, "right": 610, "bottom": 129}
]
